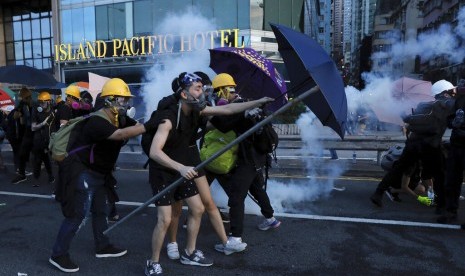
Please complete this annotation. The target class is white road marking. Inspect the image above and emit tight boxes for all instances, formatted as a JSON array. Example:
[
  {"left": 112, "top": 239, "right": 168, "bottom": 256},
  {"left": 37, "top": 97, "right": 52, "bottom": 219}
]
[{"left": 0, "top": 191, "right": 460, "bottom": 230}]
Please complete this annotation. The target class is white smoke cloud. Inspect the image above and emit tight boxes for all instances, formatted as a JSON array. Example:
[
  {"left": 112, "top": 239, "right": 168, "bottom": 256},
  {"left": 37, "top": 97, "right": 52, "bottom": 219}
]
[{"left": 141, "top": 8, "right": 217, "bottom": 118}]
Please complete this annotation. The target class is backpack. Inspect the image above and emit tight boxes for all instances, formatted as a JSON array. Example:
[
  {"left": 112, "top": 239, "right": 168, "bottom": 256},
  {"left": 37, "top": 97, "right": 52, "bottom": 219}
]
[
  {"left": 48, "top": 110, "right": 110, "bottom": 162},
  {"left": 199, "top": 129, "right": 238, "bottom": 174},
  {"left": 380, "top": 144, "right": 404, "bottom": 171},
  {"left": 253, "top": 123, "right": 279, "bottom": 154},
  {"left": 403, "top": 101, "right": 443, "bottom": 135}
]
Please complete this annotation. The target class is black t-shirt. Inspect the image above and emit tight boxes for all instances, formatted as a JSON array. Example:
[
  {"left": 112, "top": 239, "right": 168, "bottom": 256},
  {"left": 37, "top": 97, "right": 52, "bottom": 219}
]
[
  {"left": 31, "top": 108, "right": 56, "bottom": 149},
  {"left": 56, "top": 104, "right": 79, "bottom": 126},
  {"left": 74, "top": 115, "right": 135, "bottom": 174}
]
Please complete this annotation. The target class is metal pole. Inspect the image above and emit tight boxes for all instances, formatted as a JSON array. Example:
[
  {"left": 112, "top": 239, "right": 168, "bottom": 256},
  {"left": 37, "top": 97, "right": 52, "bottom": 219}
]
[{"left": 104, "top": 86, "right": 319, "bottom": 234}]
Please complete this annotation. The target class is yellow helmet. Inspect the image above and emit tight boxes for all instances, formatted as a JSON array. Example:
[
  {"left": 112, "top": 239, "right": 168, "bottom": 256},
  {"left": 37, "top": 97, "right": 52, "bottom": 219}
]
[
  {"left": 65, "top": 85, "right": 81, "bottom": 99},
  {"left": 38, "top": 91, "right": 51, "bottom": 101},
  {"left": 212, "top": 73, "right": 236, "bottom": 89},
  {"left": 101, "top": 78, "right": 133, "bottom": 98}
]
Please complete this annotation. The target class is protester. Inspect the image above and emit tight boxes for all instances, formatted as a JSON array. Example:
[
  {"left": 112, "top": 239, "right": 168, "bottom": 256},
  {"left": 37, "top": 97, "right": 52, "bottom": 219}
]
[
  {"left": 370, "top": 80, "right": 456, "bottom": 208},
  {"left": 144, "top": 72, "right": 273, "bottom": 275},
  {"left": 49, "top": 78, "right": 156, "bottom": 273},
  {"left": 30, "top": 91, "right": 56, "bottom": 187},
  {"left": 0, "top": 106, "right": 11, "bottom": 171},
  {"left": 206, "top": 73, "right": 282, "bottom": 253},
  {"left": 11, "top": 88, "right": 34, "bottom": 184},
  {"left": 57, "top": 85, "right": 81, "bottom": 127}
]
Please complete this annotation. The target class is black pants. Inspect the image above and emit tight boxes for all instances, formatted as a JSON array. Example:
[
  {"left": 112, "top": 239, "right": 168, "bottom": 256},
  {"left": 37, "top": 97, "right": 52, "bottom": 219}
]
[
  {"left": 8, "top": 138, "right": 21, "bottom": 170},
  {"left": 444, "top": 146, "right": 465, "bottom": 213},
  {"left": 18, "top": 134, "right": 33, "bottom": 175},
  {"left": 224, "top": 164, "right": 274, "bottom": 238},
  {"left": 32, "top": 148, "right": 53, "bottom": 179}
]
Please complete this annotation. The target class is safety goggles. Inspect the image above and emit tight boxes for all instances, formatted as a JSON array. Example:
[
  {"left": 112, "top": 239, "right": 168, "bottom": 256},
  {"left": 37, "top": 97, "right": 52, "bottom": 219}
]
[
  {"left": 180, "top": 73, "right": 202, "bottom": 88},
  {"left": 203, "top": 84, "right": 214, "bottom": 94}
]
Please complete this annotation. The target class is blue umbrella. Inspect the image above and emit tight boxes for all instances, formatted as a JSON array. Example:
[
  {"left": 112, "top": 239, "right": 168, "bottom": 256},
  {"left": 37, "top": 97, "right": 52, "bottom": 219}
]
[
  {"left": 0, "top": 65, "right": 61, "bottom": 87},
  {"left": 270, "top": 23, "right": 347, "bottom": 139},
  {"left": 209, "top": 47, "right": 287, "bottom": 111}
]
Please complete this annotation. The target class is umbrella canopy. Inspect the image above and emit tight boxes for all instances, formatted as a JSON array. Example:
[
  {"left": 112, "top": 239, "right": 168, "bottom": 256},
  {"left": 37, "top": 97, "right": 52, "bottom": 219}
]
[
  {"left": 72, "top": 81, "right": 90, "bottom": 89},
  {"left": 0, "top": 88, "right": 15, "bottom": 110},
  {"left": 209, "top": 47, "right": 287, "bottom": 111},
  {"left": 370, "top": 77, "right": 434, "bottom": 126},
  {"left": 270, "top": 23, "right": 347, "bottom": 139},
  {"left": 0, "top": 65, "right": 61, "bottom": 87},
  {"left": 0, "top": 86, "right": 16, "bottom": 99}
]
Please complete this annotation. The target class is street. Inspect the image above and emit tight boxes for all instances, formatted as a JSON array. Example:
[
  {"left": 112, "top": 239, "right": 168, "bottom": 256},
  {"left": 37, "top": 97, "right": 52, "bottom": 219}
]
[{"left": 1, "top": 154, "right": 465, "bottom": 275}]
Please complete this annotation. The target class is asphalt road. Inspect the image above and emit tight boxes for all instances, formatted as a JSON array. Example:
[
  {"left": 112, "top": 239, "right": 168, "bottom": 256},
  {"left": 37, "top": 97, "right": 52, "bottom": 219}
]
[{"left": 1, "top": 158, "right": 465, "bottom": 276}]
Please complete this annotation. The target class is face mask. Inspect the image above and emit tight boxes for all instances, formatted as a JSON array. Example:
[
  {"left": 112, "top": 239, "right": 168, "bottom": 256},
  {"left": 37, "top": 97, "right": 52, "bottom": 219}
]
[
  {"left": 126, "top": 106, "right": 136, "bottom": 118},
  {"left": 71, "top": 101, "right": 80, "bottom": 110}
]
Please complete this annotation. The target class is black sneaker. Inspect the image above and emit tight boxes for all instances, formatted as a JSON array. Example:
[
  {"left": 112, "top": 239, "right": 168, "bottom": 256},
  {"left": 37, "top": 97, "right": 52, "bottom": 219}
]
[
  {"left": 145, "top": 260, "right": 163, "bottom": 275},
  {"left": 49, "top": 254, "right": 79, "bottom": 273},
  {"left": 95, "top": 245, "right": 127, "bottom": 258},
  {"left": 180, "top": 249, "right": 213, "bottom": 266},
  {"left": 11, "top": 174, "right": 26, "bottom": 184}
]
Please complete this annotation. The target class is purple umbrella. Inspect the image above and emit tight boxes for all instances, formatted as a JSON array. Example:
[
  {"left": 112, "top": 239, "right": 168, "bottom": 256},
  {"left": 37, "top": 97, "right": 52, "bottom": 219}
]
[{"left": 209, "top": 47, "right": 287, "bottom": 111}]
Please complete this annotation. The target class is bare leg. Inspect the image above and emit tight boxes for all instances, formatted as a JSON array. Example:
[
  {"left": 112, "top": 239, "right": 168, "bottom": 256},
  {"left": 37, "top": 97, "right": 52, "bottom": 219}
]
[
  {"left": 195, "top": 176, "right": 228, "bottom": 244},
  {"left": 183, "top": 194, "right": 204, "bottom": 254},
  {"left": 150, "top": 205, "right": 172, "bottom": 262},
  {"left": 167, "top": 201, "right": 183, "bottom": 243}
]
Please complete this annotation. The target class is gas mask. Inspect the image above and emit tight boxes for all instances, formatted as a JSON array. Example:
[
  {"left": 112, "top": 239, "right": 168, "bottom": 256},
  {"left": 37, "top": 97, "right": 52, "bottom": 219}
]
[
  {"left": 37, "top": 101, "right": 50, "bottom": 113},
  {"left": 184, "top": 90, "right": 207, "bottom": 111},
  {"left": 80, "top": 102, "right": 92, "bottom": 111},
  {"left": 126, "top": 106, "right": 136, "bottom": 118}
]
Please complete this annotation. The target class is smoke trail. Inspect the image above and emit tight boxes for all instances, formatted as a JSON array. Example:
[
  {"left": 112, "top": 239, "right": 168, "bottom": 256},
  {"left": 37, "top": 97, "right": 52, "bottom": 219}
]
[{"left": 141, "top": 8, "right": 217, "bottom": 118}]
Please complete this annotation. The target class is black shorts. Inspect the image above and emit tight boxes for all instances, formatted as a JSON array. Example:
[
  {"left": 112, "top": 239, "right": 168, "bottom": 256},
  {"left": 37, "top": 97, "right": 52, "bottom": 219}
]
[{"left": 150, "top": 169, "right": 199, "bottom": 206}]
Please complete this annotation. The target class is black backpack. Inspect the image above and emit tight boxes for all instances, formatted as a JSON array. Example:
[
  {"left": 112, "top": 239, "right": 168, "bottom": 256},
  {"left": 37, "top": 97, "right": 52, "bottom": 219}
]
[{"left": 253, "top": 123, "right": 279, "bottom": 154}]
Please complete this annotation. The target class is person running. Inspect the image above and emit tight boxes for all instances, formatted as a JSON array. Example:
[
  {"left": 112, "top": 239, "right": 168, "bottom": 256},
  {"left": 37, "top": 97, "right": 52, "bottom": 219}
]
[
  {"left": 49, "top": 78, "right": 156, "bottom": 273},
  {"left": 144, "top": 72, "right": 273, "bottom": 275}
]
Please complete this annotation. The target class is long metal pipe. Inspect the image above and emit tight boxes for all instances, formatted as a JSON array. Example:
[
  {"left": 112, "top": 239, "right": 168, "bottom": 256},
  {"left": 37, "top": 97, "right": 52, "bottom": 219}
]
[{"left": 104, "top": 86, "right": 319, "bottom": 234}]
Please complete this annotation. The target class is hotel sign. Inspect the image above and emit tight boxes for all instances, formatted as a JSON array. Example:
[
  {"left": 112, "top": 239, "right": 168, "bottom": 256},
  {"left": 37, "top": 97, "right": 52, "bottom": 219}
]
[{"left": 54, "top": 28, "right": 245, "bottom": 62}]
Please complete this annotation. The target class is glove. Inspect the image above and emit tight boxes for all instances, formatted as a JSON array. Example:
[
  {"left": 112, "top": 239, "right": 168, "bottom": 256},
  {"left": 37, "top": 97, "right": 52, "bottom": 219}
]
[
  {"left": 244, "top": 107, "right": 262, "bottom": 119},
  {"left": 417, "top": 196, "right": 432, "bottom": 206}
]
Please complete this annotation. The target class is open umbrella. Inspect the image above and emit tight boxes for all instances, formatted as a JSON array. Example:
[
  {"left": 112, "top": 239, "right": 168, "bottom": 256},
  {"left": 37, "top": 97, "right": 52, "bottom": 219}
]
[
  {"left": 270, "top": 23, "right": 347, "bottom": 139},
  {"left": 370, "top": 77, "right": 433, "bottom": 125},
  {"left": 209, "top": 47, "right": 287, "bottom": 111},
  {"left": 0, "top": 65, "right": 61, "bottom": 87},
  {"left": 0, "top": 88, "right": 15, "bottom": 111}
]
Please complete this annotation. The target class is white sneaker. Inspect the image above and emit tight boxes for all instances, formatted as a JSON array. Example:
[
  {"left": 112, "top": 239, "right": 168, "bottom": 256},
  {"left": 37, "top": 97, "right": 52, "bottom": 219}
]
[
  {"left": 166, "top": 242, "right": 180, "bottom": 260},
  {"left": 214, "top": 237, "right": 247, "bottom": 255}
]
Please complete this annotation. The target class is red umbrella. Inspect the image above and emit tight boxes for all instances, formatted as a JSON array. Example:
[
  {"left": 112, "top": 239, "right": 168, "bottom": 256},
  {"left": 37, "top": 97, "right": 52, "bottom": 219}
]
[{"left": 0, "top": 88, "right": 15, "bottom": 110}]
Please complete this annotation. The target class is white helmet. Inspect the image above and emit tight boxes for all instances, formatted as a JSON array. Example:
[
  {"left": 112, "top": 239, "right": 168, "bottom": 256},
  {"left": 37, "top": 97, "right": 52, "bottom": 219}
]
[{"left": 431, "top": 80, "right": 455, "bottom": 96}]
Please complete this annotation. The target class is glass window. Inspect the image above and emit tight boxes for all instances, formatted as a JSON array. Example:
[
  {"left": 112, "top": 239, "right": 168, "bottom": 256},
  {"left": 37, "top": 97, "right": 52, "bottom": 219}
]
[
  {"left": 83, "top": 6, "right": 96, "bottom": 41},
  {"left": 34, "top": 58, "right": 43, "bottom": 69},
  {"left": 32, "top": 19, "right": 41, "bottom": 39},
  {"left": 96, "top": 5, "right": 109, "bottom": 40},
  {"left": 41, "top": 18, "right": 51, "bottom": 38},
  {"left": 194, "top": 0, "right": 214, "bottom": 19},
  {"left": 43, "top": 58, "right": 52, "bottom": 69},
  {"left": 250, "top": 0, "right": 264, "bottom": 30},
  {"left": 134, "top": 0, "right": 152, "bottom": 35},
  {"left": 33, "top": 39, "right": 42, "bottom": 58},
  {"left": 13, "top": 21, "right": 22, "bottom": 41},
  {"left": 24, "top": 41, "right": 32, "bottom": 59},
  {"left": 72, "top": 8, "right": 85, "bottom": 44},
  {"left": 16, "top": 60, "right": 24, "bottom": 65},
  {"left": 152, "top": 0, "right": 171, "bottom": 29},
  {"left": 22, "top": 13, "right": 30, "bottom": 20},
  {"left": 42, "top": 39, "right": 51, "bottom": 57},
  {"left": 15, "top": 42, "right": 23, "bottom": 60},
  {"left": 31, "top": 11, "right": 40, "bottom": 19},
  {"left": 238, "top": 0, "right": 250, "bottom": 29},
  {"left": 108, "top": 3, "right": 126, "bottom": 39},
  {"left": 214, "top": 0, "right": 237, "bottom": 29},
  {"left": 62, "top": 9, "right": 72, "bottom": 43},
  {"left": 24, "top": 59, "right": 33, "bottom": 67},
  {"left": 22, "top": 21, "right": 31, "bottom": 40}
]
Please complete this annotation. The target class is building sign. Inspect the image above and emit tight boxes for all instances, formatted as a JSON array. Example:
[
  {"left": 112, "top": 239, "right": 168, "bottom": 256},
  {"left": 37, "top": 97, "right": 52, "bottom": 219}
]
[{"left": 55, "top": 28, "right": 244, "bottom": 62}]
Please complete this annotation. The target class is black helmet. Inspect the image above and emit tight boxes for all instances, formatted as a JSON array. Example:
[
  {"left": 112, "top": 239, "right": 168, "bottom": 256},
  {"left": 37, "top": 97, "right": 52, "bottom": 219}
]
[{"left": 194, "top": 71, "right": 211, "bottom": 85}]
